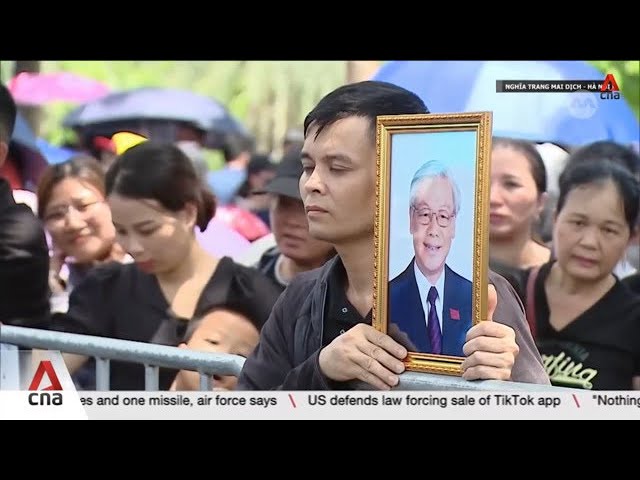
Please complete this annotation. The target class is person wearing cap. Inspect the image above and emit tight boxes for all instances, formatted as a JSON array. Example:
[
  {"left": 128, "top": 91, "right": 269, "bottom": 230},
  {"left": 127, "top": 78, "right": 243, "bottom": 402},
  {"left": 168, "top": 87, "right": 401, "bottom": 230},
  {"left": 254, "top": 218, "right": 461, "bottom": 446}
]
[
  {"left": 254, "top": 147, "right": 335, "bottom": 292},
  {"left": 235, "top": 153, "right": 277, "bottom": 226}
]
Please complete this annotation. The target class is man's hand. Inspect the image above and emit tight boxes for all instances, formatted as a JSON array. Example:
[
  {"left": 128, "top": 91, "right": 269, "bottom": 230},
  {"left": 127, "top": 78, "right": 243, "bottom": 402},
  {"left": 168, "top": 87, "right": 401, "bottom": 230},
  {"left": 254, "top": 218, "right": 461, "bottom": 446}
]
[
  {"left": 319, "top": 324, "right": 407, "bottom": 390},
  {"left": 462, "top": 284, "right": 519, "bottom": 381}
]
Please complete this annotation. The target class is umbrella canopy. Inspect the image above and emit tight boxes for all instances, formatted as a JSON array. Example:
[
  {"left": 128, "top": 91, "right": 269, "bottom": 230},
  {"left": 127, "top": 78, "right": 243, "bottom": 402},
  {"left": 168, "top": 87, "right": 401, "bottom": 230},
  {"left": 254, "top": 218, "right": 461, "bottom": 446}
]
[
  {"left": 36, "top": 138, "right": 77, "bottom": 165},
  {"left": 214, "top": 205, "right": 270, "bottom": 242},
  {"left": 11, "top": 111, "right": 40, "bottom": 152},
  {"left": 63, "top": 86, "right": 243, "bottom": 133},
  {"left": 8, "top": 71, "right": 109, "bottom": 106},
  {"left": 373, "top": 61, "right": 639, "bottom": 147},
  {"left": 195, "top": 218, "right": 251, "bottom": 259},
  {"left": 9, "top": 113, "right": 48, "bottom": 190}
]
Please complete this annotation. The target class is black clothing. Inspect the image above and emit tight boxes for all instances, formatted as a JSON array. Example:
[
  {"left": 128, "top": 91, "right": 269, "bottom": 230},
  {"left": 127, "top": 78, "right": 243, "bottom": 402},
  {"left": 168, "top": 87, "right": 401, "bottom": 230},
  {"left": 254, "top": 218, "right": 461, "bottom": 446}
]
[
  {"left": 322, "top": 256, "right": 371, "bottom": 347},
  {"left": 257, "top": 246, "right": 287, "bottom": 292},
  {"left": 52, "top": 257, "right": 281, "bottom": 390},
  {"left": 527, "top": 261, "right": 640, "bottom": 390},
  {"left": 237, "top": 256, "right": 550, "bottom": 390},
  {"left": 0, "top": 177, "right": 50, "bottom": 327}
]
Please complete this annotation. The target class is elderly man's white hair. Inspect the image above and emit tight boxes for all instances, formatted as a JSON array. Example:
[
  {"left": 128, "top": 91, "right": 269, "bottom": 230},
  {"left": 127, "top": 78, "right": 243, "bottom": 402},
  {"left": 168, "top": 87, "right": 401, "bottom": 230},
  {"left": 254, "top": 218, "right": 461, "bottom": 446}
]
[{"left": 409, "top": 160, "right": 461, "bottom": 214}]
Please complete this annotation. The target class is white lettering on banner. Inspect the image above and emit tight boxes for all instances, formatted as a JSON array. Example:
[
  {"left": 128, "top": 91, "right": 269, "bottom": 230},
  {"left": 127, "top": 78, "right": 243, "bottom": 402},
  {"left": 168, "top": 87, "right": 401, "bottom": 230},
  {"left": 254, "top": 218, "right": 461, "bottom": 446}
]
[{"left": 4, "top": 391, "right": 640, "bottom": 419}]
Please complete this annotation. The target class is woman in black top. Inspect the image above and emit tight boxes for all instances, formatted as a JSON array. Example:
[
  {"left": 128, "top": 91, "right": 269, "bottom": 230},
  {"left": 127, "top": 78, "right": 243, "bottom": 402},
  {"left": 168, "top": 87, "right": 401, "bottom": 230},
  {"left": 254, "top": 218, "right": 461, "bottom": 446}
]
[
  {"left": 53, "top": 141, "right": 281, "bottom": 390},
  {"left": 522, "top": 160, "right": 640, "bottom": 390}
]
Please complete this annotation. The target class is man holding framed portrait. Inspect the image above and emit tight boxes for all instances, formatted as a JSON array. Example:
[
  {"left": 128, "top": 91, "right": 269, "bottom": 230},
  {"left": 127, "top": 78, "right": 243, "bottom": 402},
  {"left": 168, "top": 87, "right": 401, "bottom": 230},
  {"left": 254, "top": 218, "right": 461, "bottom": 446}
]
[{"left": 237, "top": 80, "right": 549, "bottom": 391}]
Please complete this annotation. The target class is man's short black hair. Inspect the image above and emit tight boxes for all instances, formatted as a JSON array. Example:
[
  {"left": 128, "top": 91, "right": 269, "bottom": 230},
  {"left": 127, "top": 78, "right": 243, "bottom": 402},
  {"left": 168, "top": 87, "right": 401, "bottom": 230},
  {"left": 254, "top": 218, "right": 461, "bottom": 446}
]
[
  {"left": 303, "top": 80, "right": 429, "bottom": 140},
  {"left": 0, "top": 83, "right": 17, "bottom": 144}
]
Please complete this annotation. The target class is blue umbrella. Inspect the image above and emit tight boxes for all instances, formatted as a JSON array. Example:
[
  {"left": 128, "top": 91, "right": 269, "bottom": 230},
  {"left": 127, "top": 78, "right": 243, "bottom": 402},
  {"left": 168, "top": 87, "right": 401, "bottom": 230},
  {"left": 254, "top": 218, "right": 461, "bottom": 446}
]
[
  {"left": 373, "top": 61, "right": 639, "bottom": 147},
  {"left": 36, "top": 138, "right": 77, "bottom": 165},
  {"left": 63, "top": 86, "right": 245, "bottom": 134},
  {"left": 10, "top": 113, "right": 48, "bottom": 191},
  {"left": 12, "top": 111, "right": 40, "bottom": 152}
]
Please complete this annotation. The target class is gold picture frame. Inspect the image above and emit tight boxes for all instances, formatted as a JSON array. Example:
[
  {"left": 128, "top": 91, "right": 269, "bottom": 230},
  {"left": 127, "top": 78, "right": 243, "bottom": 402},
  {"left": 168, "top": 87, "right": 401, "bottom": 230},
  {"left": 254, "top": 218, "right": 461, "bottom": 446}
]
[{"left": 373, "top": 112, "right": 492, "bottom": 376}]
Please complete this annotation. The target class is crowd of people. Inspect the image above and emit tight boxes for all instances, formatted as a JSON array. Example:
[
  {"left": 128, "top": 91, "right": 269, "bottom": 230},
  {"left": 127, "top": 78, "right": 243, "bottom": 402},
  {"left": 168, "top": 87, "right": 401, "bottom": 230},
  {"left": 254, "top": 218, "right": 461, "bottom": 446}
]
[{"left": 1, "top": 77, "right": 638, "bottom": 392}]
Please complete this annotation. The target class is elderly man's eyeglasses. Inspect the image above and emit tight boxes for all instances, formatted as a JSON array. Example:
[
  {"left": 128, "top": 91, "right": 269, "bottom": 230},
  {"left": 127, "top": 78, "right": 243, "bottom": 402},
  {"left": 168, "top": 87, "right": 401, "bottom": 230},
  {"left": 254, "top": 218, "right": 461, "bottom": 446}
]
[{"left": 411, "top": 207, "right": 454, "bottom": 227}]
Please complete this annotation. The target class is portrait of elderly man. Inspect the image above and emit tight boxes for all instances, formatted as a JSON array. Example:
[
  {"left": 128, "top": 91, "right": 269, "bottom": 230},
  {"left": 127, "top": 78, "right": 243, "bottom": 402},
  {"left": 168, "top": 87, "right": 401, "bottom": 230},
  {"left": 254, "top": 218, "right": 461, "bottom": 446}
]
[{"left": 389, "top": 159, "right": 472, "bottom": 356}]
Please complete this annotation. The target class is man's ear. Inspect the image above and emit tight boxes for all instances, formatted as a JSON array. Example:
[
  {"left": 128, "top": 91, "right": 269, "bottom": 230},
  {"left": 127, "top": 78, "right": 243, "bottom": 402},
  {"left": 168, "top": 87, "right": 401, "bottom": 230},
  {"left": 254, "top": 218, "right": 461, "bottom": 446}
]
[
  {"left": 409, "top": 207, "right": 415, "bottom": 234},
  {"left": 451, "top": 212, "right": 456, "bottom": 238}
]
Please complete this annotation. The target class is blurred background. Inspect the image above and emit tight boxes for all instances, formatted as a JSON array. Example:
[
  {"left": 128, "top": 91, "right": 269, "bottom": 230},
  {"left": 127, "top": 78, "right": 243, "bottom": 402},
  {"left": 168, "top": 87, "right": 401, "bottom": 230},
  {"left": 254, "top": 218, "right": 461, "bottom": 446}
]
[{"left": 2, "top": 60, "right": 633, "bottom": 159}]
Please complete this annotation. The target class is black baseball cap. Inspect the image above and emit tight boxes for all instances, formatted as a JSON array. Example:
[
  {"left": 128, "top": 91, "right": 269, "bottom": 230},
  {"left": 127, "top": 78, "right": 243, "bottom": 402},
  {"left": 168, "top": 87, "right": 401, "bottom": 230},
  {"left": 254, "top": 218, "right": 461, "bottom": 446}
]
[{"left": 254, "top": 147, "right": 302, "bottom": 199}]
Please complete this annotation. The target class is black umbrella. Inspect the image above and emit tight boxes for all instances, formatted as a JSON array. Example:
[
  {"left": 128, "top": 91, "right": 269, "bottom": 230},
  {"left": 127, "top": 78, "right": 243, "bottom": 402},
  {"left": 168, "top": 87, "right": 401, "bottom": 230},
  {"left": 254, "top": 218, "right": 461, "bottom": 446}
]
[{"left": 63, "top": 86, "right": 247, "bottom": 136}]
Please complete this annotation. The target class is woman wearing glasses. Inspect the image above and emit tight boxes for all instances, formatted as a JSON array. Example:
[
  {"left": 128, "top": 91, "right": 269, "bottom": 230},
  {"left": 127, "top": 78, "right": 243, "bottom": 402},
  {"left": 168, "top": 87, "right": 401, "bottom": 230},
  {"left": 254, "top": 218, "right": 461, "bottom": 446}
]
[
  {"left": 37, "top": 155, "right": 129, "bottom": 389},
  {"left": 37, "top": 155, "right": 129, "bottom": 314}
]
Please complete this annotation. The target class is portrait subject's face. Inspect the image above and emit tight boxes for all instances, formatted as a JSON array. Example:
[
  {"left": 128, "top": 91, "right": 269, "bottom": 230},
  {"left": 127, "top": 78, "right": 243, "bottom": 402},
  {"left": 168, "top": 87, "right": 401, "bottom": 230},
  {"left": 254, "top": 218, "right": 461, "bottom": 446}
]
[
  {"left": 410, "top": 177, "right": 456, "bottom": 283},
  {"left": 300, "top": 117, "right": 377, "bottom": 245}
]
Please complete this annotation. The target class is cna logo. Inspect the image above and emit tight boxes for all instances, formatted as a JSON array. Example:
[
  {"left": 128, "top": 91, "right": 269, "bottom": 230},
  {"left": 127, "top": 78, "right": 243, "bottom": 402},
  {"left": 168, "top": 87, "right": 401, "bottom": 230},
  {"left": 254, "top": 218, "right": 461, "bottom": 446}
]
[
  {"left": 0, "top": 349, "right": 76, "bottom": 391},
  {"left": 600, "top": 73, "right": 621, "bottom": 100},
  {"left": 28, "top": 360, "right": 63, "bottom": 391},
  {"left": 0, "top": 350, "right": 87, "bottom": 419}
]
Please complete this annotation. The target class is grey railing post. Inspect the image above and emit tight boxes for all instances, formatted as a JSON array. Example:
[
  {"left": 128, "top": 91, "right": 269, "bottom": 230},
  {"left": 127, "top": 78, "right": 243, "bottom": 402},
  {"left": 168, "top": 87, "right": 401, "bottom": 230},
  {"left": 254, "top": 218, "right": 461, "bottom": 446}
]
[
  {"left": 95, "top": 357, "right": 110, "bottom": 390},
  {"left": 145, "top": 365, "right": 160, "bottom": 391}
]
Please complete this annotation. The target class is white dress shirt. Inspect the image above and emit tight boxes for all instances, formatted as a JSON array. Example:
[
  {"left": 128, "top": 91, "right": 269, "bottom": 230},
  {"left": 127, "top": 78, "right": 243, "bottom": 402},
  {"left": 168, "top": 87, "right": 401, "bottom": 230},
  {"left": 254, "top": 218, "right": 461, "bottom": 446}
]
[{"left": 414, "top": 262, "right": 445, "bottom": 332}]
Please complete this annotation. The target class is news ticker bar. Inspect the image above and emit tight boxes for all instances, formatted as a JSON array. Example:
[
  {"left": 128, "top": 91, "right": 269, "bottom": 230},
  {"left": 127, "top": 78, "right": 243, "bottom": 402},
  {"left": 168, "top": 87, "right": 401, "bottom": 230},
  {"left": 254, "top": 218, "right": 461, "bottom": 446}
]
[
  {"left": 496, "top": 80, "right": 608, "bottom": 93},
  {"left": 2, "top": 391, "right": 640, "bottom": 420}
]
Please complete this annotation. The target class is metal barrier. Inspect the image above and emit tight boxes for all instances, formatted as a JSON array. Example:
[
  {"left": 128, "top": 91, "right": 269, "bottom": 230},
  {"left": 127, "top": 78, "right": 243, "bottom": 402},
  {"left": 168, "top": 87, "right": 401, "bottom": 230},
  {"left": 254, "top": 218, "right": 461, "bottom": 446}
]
[
  {"left": 352, "top": 372, "right": 570, "bottom": 391},
  {"left": 2, "top": 325, "right": 568, "bottom": 392},
  {"left": 0, "top": 325, "right": 244, "bottom": 391}
]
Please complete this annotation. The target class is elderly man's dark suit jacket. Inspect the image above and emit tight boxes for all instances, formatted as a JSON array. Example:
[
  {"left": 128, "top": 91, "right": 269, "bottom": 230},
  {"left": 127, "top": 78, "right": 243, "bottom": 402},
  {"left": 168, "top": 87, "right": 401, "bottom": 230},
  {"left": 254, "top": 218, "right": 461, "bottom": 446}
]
[{"left": 389, "top": 259, "right": 471, "bottom": 356}]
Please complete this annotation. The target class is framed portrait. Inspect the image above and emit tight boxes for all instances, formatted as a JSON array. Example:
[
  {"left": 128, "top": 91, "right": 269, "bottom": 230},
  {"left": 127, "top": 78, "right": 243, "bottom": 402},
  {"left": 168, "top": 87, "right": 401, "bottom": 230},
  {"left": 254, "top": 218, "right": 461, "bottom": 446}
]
[{"left": 373, "top": 112, "right": 492, "bottom": 376}]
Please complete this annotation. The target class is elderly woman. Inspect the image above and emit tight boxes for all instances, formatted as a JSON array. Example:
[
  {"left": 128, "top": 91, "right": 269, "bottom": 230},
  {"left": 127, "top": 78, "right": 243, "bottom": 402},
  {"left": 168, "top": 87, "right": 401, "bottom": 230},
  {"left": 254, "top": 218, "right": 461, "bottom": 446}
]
[{"left": 522, "top": 160, "right": 640, "bottom": 390}]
